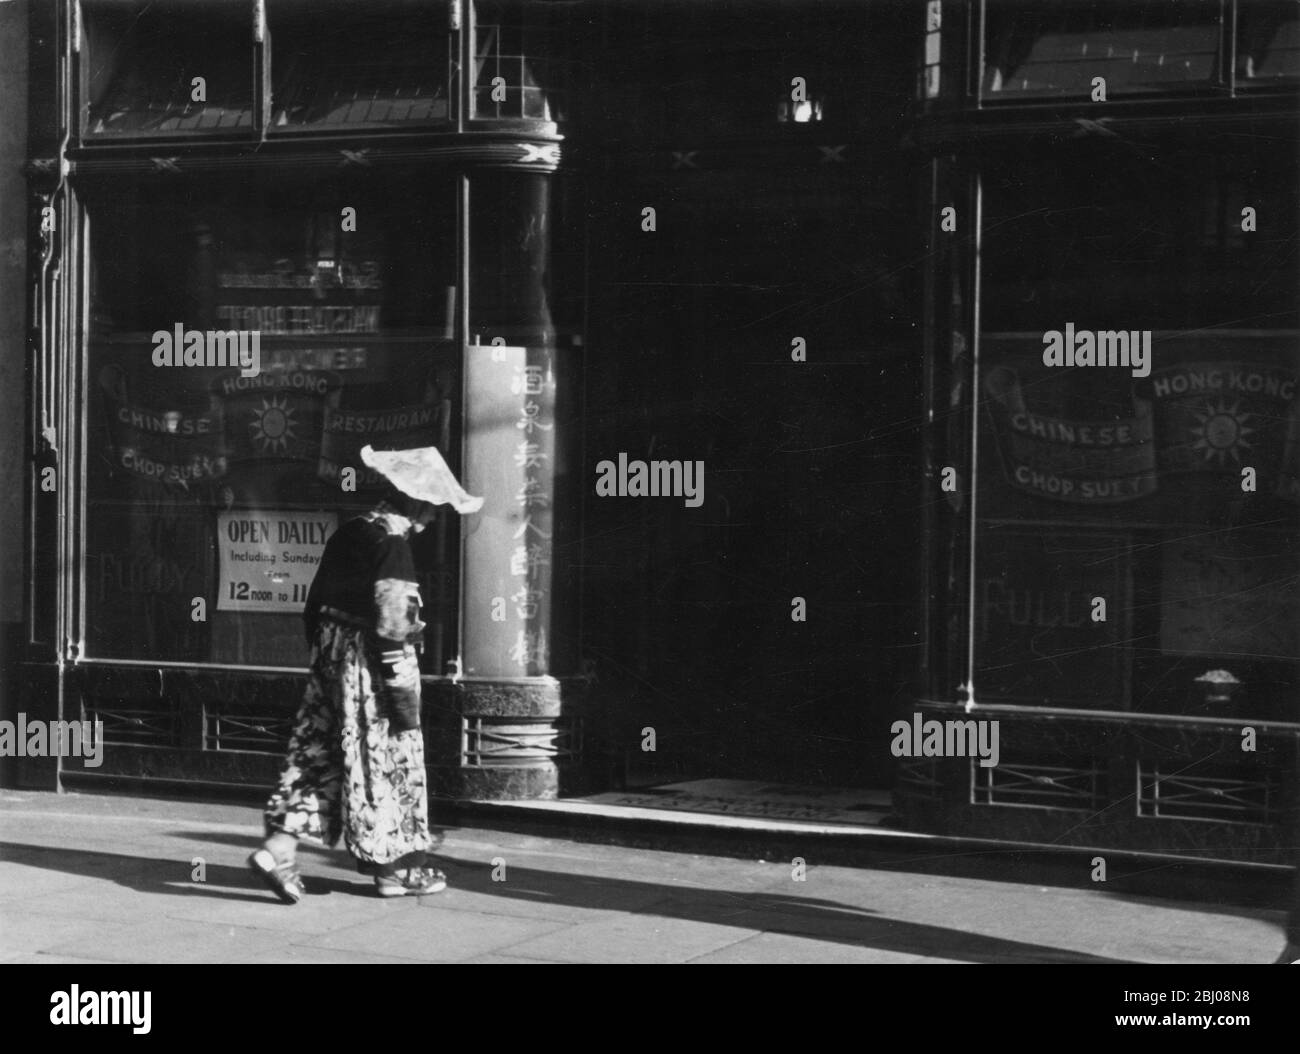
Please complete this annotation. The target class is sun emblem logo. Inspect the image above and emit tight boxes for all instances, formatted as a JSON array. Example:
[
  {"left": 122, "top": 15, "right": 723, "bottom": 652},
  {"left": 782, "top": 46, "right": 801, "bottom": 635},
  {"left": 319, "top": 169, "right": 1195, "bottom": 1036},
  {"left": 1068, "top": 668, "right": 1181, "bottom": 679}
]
[
  {"left": 249, "top": 395, "right": 297, "bottom": 455},
  {"left": 1189, "top": 400, "right": 1254, "bottom": 467}
]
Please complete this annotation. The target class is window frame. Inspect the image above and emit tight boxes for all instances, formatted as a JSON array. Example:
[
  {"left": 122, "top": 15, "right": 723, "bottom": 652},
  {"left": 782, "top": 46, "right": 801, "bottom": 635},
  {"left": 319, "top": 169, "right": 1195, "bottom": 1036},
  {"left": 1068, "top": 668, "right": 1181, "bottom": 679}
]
[{"left": 74, "top": 170, "right": 467, "bottom": 673}]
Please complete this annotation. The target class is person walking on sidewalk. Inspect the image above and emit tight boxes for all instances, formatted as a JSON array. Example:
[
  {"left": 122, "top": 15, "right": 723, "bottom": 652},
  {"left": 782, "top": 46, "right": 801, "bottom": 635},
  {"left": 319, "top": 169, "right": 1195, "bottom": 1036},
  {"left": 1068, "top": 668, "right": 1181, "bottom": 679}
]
[{"left": 249, "top": 444, "right": 483, "bottom": 903}]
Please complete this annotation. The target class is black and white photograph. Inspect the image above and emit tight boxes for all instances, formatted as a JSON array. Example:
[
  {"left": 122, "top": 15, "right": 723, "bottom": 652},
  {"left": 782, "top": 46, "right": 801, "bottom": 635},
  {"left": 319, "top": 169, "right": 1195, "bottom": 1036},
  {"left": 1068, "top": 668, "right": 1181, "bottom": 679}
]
[{"left": 0, "top": 0, "right": 1297, "bottom": 1002}]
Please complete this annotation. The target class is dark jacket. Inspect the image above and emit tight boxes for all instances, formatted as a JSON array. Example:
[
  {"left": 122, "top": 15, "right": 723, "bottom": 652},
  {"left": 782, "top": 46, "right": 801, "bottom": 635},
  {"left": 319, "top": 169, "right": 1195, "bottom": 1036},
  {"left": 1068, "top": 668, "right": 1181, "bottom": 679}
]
[{"left": 304, "top": 510, "right": 425, "bottom": 732}]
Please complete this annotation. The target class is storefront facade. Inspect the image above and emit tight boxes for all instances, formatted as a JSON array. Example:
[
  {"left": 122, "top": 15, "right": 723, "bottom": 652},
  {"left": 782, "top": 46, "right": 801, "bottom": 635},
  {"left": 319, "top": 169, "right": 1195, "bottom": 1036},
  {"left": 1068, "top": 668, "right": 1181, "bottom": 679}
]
[
  {"left": 19, "top": 0, "right": 589, "bottom": 799},
  {"left": 17, "top": 0, "right": 929, "bottom": 801},
  {"left": 14, "top": 1, "right": 1298, "bottom": 868},
  {"left": 905, "top": 0, "right": 1300, "bottom": 863}
]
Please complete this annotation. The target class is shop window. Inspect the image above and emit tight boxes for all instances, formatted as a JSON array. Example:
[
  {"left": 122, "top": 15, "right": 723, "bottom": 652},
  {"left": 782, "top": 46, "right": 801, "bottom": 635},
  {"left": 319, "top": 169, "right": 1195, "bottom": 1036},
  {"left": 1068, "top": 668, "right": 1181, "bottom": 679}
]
[
  {"left": 471, "top": 0, "right": 570, "bottom": 122},
  {"left": 1237, "top": 0, "right": 1300, "bottom": 81},
  {"left": 981, "top": 0, "right": 1223, "bottom": 100},
  {"left": 81, "top": 176, "right": 462, "bottom": 671},
  {"left": 979, "top": 141, "right": 1299, "bottom": 334},
  {"left": 971, "top": 143, "right": 1299, "bottom": 723},
  {"left": 269, "top": 0, "right": 453, "bottom": 130},
  {"left": 81, "top": 0, "right": 256, "bottom": 139}
]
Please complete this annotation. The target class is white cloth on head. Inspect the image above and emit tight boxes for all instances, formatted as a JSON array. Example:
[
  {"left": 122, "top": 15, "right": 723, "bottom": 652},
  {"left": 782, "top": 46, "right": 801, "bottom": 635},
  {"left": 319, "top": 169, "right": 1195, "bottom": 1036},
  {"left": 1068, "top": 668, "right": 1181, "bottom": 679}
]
[{"left": 360, "top": 445, "right": 485, "bottom": 515}]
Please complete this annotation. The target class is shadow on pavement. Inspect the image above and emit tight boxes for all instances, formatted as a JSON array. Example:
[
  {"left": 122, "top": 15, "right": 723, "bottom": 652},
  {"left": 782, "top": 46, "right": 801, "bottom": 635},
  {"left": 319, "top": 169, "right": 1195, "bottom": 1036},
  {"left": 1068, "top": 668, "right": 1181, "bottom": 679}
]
[
  {"left": 0, "top": 840, "right": 361, "bottom": 906},
  {"left": 430, "top": 852, "right": 1136, "bottom": 963},
  {"left": 2, "top": 834, "right": 1135, "bottom": 962}
]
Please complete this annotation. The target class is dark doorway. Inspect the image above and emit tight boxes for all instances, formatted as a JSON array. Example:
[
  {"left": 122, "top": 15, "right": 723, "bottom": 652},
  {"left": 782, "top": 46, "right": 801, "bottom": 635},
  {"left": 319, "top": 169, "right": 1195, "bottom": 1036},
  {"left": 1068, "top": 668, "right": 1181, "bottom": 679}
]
[{"left": 576, "top": 1, "right": 924, "bottom": 789}]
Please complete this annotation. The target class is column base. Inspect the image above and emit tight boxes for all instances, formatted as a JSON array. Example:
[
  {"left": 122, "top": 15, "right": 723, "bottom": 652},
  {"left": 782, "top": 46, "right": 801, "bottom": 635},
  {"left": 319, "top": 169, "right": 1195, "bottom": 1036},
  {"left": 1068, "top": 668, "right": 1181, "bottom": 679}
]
[{"left": 424, "top": 676, "right": 597, "bottom": 801}]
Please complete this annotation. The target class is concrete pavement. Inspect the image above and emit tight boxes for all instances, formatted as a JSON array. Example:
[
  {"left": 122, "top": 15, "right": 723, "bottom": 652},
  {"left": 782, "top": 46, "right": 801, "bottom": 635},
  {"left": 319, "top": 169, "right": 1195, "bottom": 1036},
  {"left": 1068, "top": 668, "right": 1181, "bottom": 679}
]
[{"left": 0, "top": 790, "right": 1290, "bottom": 964}]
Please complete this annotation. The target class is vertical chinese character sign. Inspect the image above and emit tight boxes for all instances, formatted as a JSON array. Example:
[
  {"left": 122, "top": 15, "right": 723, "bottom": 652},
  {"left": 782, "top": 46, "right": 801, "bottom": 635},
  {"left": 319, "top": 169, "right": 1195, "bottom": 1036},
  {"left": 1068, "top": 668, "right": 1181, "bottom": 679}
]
[{"left": 464, "top": 345, "right": 556, "bottom": 677}]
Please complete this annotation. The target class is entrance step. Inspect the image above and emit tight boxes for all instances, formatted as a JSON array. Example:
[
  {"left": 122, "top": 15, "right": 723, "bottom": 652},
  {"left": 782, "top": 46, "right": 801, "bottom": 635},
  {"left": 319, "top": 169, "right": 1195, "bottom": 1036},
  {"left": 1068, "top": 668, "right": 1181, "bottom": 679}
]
[
  {"left": 583, "top": 779, "right": 893, "bottom": 827},
  {"left": 442, "top": 780, "right": 1290, "bottom": 909}
]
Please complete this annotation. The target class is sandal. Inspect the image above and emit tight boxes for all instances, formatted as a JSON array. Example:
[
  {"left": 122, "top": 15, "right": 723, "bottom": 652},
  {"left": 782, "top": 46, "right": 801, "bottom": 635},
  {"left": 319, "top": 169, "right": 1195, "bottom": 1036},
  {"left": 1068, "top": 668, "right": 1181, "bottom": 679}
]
[
  {"left": 375, "top": 865, "right": 447, "bottom": 898},
  {"left": 248, "top": 848, "right": 305, "bottom": 905}
]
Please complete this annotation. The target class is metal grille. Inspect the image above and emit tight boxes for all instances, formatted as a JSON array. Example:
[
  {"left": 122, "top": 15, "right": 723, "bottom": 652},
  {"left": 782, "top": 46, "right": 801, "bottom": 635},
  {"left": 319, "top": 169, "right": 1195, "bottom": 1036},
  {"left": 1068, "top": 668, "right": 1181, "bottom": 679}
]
[
  {"left": 204, "top": 709, "right": 293, "bottom": 753},
  {"left": 461, "top": 715, "right": 580, "bottom": 768},
  {"left": 1137, "top": 761, "right": 1279, "bottom": 825},
  {"left": 972, "top": 758, "right": 1103, "bottom": 811},
  {"left": 83, "top": 703, "right": 178, "bottom": 747}
]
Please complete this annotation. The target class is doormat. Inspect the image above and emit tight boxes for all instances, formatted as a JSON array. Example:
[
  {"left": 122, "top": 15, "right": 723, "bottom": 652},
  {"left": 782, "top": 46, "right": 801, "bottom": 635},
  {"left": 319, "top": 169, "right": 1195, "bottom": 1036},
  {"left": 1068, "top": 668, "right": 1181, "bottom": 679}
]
[{"left": 583, "top": 779, "right": 892, "bottom": 826}]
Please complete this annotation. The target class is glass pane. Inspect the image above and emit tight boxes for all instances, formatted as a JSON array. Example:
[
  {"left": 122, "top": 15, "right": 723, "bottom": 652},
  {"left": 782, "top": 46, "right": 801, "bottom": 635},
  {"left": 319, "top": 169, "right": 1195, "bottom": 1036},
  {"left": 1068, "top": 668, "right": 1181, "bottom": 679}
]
[
  {"left": 82, "top": 0, "right": 254, "bottom": 139},
  {"left": 975, "top": 143, "right": 1299, "bottom": 722},
  {"left": 982, "top": 0, "right": 1223, "bottom": 99},
  {"left": 84, "top": 176, "right": 462, "bottom": 671},
  {"left": 979, "top": 140, "right": 1299, "bottom": 334},
  {"left": 270, "top": 0, "right": 452, "bottom": 130},
  {"left": 472, "top": 0, "right": 571, "bottom": 121},
  {"left": 470, "top": 169, "right": 555, "bottom": 344},
  {"left": 1238, "top": 0, "right": 1300, "bottom": 80}
]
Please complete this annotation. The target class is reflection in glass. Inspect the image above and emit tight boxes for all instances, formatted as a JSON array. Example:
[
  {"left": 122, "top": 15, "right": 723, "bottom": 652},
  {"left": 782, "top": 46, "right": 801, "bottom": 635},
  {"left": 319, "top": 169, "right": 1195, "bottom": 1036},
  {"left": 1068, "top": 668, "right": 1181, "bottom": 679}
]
[
  {"left": 982, "top": 1, "right": 1222, "bottom": 99},
  {"left": 472, "top": 0, "right": 570, "bottom": 121},
  {"left": 82, "top": 178, "right": 461, "bottom": 670},
  {"left": 270, "top": 0, "right": 452, "bottom": 130},
  {"left": 83, "top": 0, "right": 254, "bottom": 137}
]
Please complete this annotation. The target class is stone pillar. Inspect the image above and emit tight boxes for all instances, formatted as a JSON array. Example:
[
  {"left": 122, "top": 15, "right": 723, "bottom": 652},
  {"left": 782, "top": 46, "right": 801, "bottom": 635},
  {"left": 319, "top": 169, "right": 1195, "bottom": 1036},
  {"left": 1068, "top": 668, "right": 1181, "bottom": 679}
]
[{"left": 428, "top": 167, "right": 586, "bottom": 800}]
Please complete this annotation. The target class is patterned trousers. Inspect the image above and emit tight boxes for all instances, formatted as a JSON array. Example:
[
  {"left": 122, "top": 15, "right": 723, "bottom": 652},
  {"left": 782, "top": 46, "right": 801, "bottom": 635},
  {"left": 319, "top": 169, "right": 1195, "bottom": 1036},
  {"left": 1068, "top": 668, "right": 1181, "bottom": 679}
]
[{"left": 264, "top": 618, "right": 438, "bottom": 871}]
